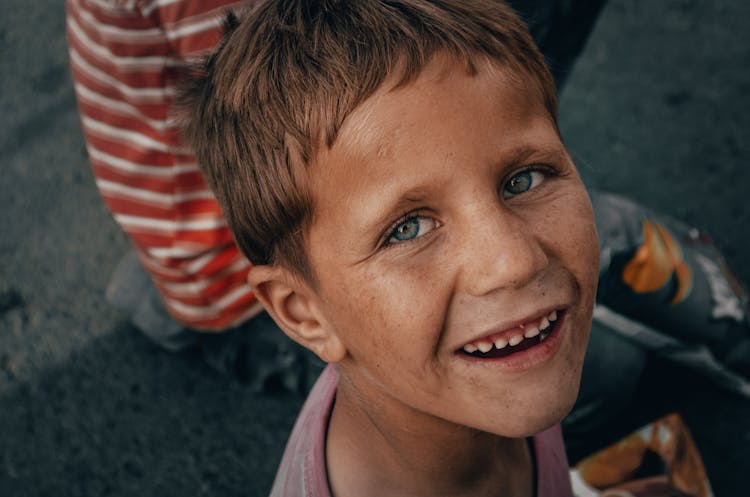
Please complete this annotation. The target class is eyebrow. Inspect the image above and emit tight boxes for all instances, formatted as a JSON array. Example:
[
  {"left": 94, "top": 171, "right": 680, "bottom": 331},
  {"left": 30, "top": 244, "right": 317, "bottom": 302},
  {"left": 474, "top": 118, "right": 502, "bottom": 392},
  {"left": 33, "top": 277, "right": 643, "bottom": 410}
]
[
  {"left": 503, "top": 144, "right": 568, "bottom": 168},
  {"left": 380, "top": 189, "right": 430, "bottom": 223},
  {"left": 361, "top": 187, "right": 431, "bottom": 244}
]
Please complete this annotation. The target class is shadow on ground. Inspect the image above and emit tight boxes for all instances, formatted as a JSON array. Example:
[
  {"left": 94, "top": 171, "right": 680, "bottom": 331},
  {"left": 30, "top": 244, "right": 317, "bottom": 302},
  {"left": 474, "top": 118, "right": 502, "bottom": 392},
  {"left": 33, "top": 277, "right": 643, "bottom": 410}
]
[{"left": 0, "top": 322, "right": 301, "bottom": 497}]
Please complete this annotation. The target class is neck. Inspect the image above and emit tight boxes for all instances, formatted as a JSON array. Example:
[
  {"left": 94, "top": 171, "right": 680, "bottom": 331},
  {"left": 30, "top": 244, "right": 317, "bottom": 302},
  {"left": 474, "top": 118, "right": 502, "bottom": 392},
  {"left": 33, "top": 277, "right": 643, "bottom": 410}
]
[{"left": 326, "top": 372, "right": 534, "bottom": 497}]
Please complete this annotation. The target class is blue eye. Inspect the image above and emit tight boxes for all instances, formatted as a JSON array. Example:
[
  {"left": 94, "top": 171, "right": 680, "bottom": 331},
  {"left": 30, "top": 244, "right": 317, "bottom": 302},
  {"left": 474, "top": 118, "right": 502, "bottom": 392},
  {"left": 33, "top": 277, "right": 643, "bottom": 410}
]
[
  {"left": 503, "top": 170, "right": 545, "bottom": 198},
  {"left": 387, "top": 216, "right": 438, "bottom": 244}
]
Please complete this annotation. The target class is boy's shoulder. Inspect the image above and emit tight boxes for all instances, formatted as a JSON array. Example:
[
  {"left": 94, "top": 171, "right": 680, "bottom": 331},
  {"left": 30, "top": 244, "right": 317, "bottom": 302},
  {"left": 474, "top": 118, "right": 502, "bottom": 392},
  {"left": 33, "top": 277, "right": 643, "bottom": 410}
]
[
  {"left": 269, "top": 364, "right": 573, "bottom": 497},
  {"left": 269, "top": 365, "right": 338, "bottom": 497}
]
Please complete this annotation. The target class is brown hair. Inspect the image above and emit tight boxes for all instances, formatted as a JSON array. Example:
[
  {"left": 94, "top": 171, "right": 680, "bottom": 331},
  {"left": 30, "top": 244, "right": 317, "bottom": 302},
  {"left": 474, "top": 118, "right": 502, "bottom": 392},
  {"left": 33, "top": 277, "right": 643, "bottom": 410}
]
[{"left": 178, "top": 0, "right": 557, "bottom": 283}]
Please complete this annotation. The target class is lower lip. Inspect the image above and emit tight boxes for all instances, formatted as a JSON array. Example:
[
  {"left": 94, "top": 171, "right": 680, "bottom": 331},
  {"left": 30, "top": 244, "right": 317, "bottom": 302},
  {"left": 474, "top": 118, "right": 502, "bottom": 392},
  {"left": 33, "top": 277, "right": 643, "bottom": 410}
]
[{"left": 453, "top": 310, "right": 569, "bottom": 373}]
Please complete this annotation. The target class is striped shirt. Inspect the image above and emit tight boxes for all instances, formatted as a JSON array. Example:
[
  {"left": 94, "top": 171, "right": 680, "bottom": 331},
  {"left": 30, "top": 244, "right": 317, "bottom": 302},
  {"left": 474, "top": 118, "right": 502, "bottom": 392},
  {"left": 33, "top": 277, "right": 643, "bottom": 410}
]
[{"left": 66, "top": 0, "right": 261, "bottom": 330}]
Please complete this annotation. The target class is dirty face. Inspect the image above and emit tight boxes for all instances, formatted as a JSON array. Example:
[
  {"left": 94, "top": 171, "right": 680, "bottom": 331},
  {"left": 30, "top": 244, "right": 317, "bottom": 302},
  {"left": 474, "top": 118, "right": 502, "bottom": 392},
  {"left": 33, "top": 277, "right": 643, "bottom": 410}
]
[{"left": 307, "top": 55, "right": 599, "bottom": 437}]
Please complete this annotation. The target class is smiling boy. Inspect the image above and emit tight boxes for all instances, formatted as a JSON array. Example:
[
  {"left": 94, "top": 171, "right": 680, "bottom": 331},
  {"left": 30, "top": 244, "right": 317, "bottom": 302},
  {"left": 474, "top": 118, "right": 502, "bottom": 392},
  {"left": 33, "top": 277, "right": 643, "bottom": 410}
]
[{"left": 180, "top": 1, "right": 599, "bottom": 496}]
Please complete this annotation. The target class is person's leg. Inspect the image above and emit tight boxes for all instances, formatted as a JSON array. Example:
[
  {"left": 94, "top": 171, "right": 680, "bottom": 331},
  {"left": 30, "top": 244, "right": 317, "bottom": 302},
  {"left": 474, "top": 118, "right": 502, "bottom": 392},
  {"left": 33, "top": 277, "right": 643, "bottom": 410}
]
[
  {"left": 106, "top": 251, "right": 197, "bottom": 352},
  {"left": 591, "top": 190, "right": 750, "bottom": 386},
  {"left": 66, "top": 0, "right": 258, "bottom": 339},
  {"left": 565, "top": 190, "right": 750, "bottom": 463},
  {"left": 508, "top": 0, "right": 608, "bottom": 89}
]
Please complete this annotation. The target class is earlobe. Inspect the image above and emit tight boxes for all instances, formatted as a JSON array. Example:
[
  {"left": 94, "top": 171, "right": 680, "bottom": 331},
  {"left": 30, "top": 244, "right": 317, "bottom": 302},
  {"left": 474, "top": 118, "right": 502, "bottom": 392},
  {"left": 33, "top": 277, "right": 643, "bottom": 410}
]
[{"left": 247, "top": 266, "right": 347, "bottom": 363}]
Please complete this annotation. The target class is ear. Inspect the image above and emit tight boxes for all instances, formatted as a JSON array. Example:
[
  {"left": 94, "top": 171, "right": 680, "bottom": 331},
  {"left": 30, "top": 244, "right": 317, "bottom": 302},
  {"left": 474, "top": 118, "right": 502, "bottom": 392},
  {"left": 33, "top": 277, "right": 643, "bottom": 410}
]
[{"left": 247, "top": 265, "right": 346, "bottom": 363}]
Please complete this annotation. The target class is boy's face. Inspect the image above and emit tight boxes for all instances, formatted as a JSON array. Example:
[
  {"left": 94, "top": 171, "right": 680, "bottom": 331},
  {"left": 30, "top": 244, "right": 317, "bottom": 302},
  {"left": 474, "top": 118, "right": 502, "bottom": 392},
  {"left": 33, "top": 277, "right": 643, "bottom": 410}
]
[{"left": 306, "top": 55, "right": 599, "bottom": 437}]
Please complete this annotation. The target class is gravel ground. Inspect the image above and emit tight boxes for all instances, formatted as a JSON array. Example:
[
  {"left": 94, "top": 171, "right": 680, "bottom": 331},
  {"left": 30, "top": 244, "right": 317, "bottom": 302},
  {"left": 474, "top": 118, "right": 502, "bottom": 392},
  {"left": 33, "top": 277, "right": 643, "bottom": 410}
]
[{"left": 1, "top": 1, "right": 748, "bottom": 496}]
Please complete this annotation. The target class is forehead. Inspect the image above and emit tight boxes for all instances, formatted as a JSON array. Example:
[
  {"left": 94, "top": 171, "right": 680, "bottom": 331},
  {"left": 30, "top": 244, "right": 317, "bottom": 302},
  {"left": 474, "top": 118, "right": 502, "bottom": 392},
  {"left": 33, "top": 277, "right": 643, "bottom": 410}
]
[
  {"left": 353, "top": 60, "right": 541, "bottom": 152},
  {"left": 308, "top": 55, "right": 556, "bottom": 206}
]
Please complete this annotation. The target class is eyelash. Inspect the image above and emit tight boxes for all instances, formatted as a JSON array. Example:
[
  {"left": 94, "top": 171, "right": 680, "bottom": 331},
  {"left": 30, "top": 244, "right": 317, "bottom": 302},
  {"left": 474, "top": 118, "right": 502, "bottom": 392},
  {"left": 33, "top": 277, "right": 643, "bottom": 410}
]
[
  {"left": 381, "top": 211, "right": 437, "bottom": 248},
  {"left": 504, "top": 164, "right": 562, "bottom": 199}
]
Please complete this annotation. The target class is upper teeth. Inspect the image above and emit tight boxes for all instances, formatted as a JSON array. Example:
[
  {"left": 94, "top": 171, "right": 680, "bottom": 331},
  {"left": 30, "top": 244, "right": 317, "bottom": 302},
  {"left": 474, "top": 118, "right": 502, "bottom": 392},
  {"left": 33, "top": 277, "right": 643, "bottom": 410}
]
[
  {"left": 524, "top": 325, "right": 540, "bottom": 339},
  {"left": 539, "top": 317, "right": 550, "bottom": 331},
  {"left": 463, "top": 310, "right": 559, "bottom": 354},
  {"left": 477, "top": 341, "right": 493, "bottom": 353}
]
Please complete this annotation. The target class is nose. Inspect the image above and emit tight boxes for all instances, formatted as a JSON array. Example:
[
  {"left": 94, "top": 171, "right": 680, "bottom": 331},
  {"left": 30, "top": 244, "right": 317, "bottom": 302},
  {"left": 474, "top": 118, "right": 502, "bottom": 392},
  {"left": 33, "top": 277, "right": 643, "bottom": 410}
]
[{"left": 458, "top": 203, "right": 549, "bottom": 297}]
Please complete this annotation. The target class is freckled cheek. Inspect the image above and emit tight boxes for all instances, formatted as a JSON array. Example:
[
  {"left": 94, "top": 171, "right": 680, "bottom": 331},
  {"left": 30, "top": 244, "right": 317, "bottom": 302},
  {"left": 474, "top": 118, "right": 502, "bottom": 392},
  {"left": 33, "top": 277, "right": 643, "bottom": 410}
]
[
  {"left": 559, "top": 205, "right": 599, "bottom": 354},
  {"left": 565, "top": 223, "right": 598, "bottom": 275},
  {"left": 350, "top": 266, "right": 451, "bottom": 351},
  {"left": 577, "top": 222, "right": 600, "bottom": 297},
  {"left": 552, "top": 200, "right": 599, "bottom": 284}
]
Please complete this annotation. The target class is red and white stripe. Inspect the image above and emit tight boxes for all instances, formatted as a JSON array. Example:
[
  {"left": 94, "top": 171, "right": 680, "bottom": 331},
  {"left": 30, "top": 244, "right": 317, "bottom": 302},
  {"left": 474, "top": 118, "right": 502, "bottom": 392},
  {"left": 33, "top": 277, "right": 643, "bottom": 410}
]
[{"left": 66, "top": 0, "right": 261, "bottom": 330}]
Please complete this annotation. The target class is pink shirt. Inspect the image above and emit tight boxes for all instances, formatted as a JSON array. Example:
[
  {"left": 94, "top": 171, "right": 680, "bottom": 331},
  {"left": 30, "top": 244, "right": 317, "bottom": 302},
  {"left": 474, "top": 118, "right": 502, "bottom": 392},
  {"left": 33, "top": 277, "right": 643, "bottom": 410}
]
[{"left": 269, "top": 365, "right": 573, "bottom": 497}]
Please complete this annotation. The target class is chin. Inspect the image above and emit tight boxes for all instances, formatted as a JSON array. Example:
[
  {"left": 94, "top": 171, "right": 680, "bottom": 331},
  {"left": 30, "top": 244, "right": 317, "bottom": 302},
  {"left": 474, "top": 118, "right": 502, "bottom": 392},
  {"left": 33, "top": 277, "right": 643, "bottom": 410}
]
[
  {"left": 507, "top": 404, "right": 576, "bottom": 438},
  {"left": 493, "top": 372, "right": 584, "bottom": 438},
  {"left": 538, "top": 374, "right": 584, "bottom": 431}
]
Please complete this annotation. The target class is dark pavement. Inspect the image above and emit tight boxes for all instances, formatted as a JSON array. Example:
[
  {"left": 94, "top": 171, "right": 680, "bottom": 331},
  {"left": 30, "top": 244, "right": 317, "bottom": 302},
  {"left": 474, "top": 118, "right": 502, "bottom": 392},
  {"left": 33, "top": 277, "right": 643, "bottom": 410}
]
[{"left": 1, "top": 1, "right": 748, "bottom": 496}]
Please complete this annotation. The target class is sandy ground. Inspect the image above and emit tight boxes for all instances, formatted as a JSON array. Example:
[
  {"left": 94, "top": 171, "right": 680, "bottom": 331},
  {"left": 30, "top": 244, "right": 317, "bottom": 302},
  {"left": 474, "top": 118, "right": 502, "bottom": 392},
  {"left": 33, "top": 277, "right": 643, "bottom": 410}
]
[{"left": 1, "top": 1, "right": 748, "bottom": 496}]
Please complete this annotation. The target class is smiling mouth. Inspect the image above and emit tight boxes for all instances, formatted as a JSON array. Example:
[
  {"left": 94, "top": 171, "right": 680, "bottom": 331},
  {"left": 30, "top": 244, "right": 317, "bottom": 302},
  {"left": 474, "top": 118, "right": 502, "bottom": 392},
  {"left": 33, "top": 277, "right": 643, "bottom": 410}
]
[{"left": 458, "top": 310, "right": 563, "bottom": 359}]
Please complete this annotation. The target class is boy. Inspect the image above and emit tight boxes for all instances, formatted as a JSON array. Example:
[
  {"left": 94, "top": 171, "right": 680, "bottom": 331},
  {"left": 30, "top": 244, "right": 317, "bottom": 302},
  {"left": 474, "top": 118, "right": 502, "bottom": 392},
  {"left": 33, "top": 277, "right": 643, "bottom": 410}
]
[{"left": 180, "top": 1, "right": 600, "bottom": 495}]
